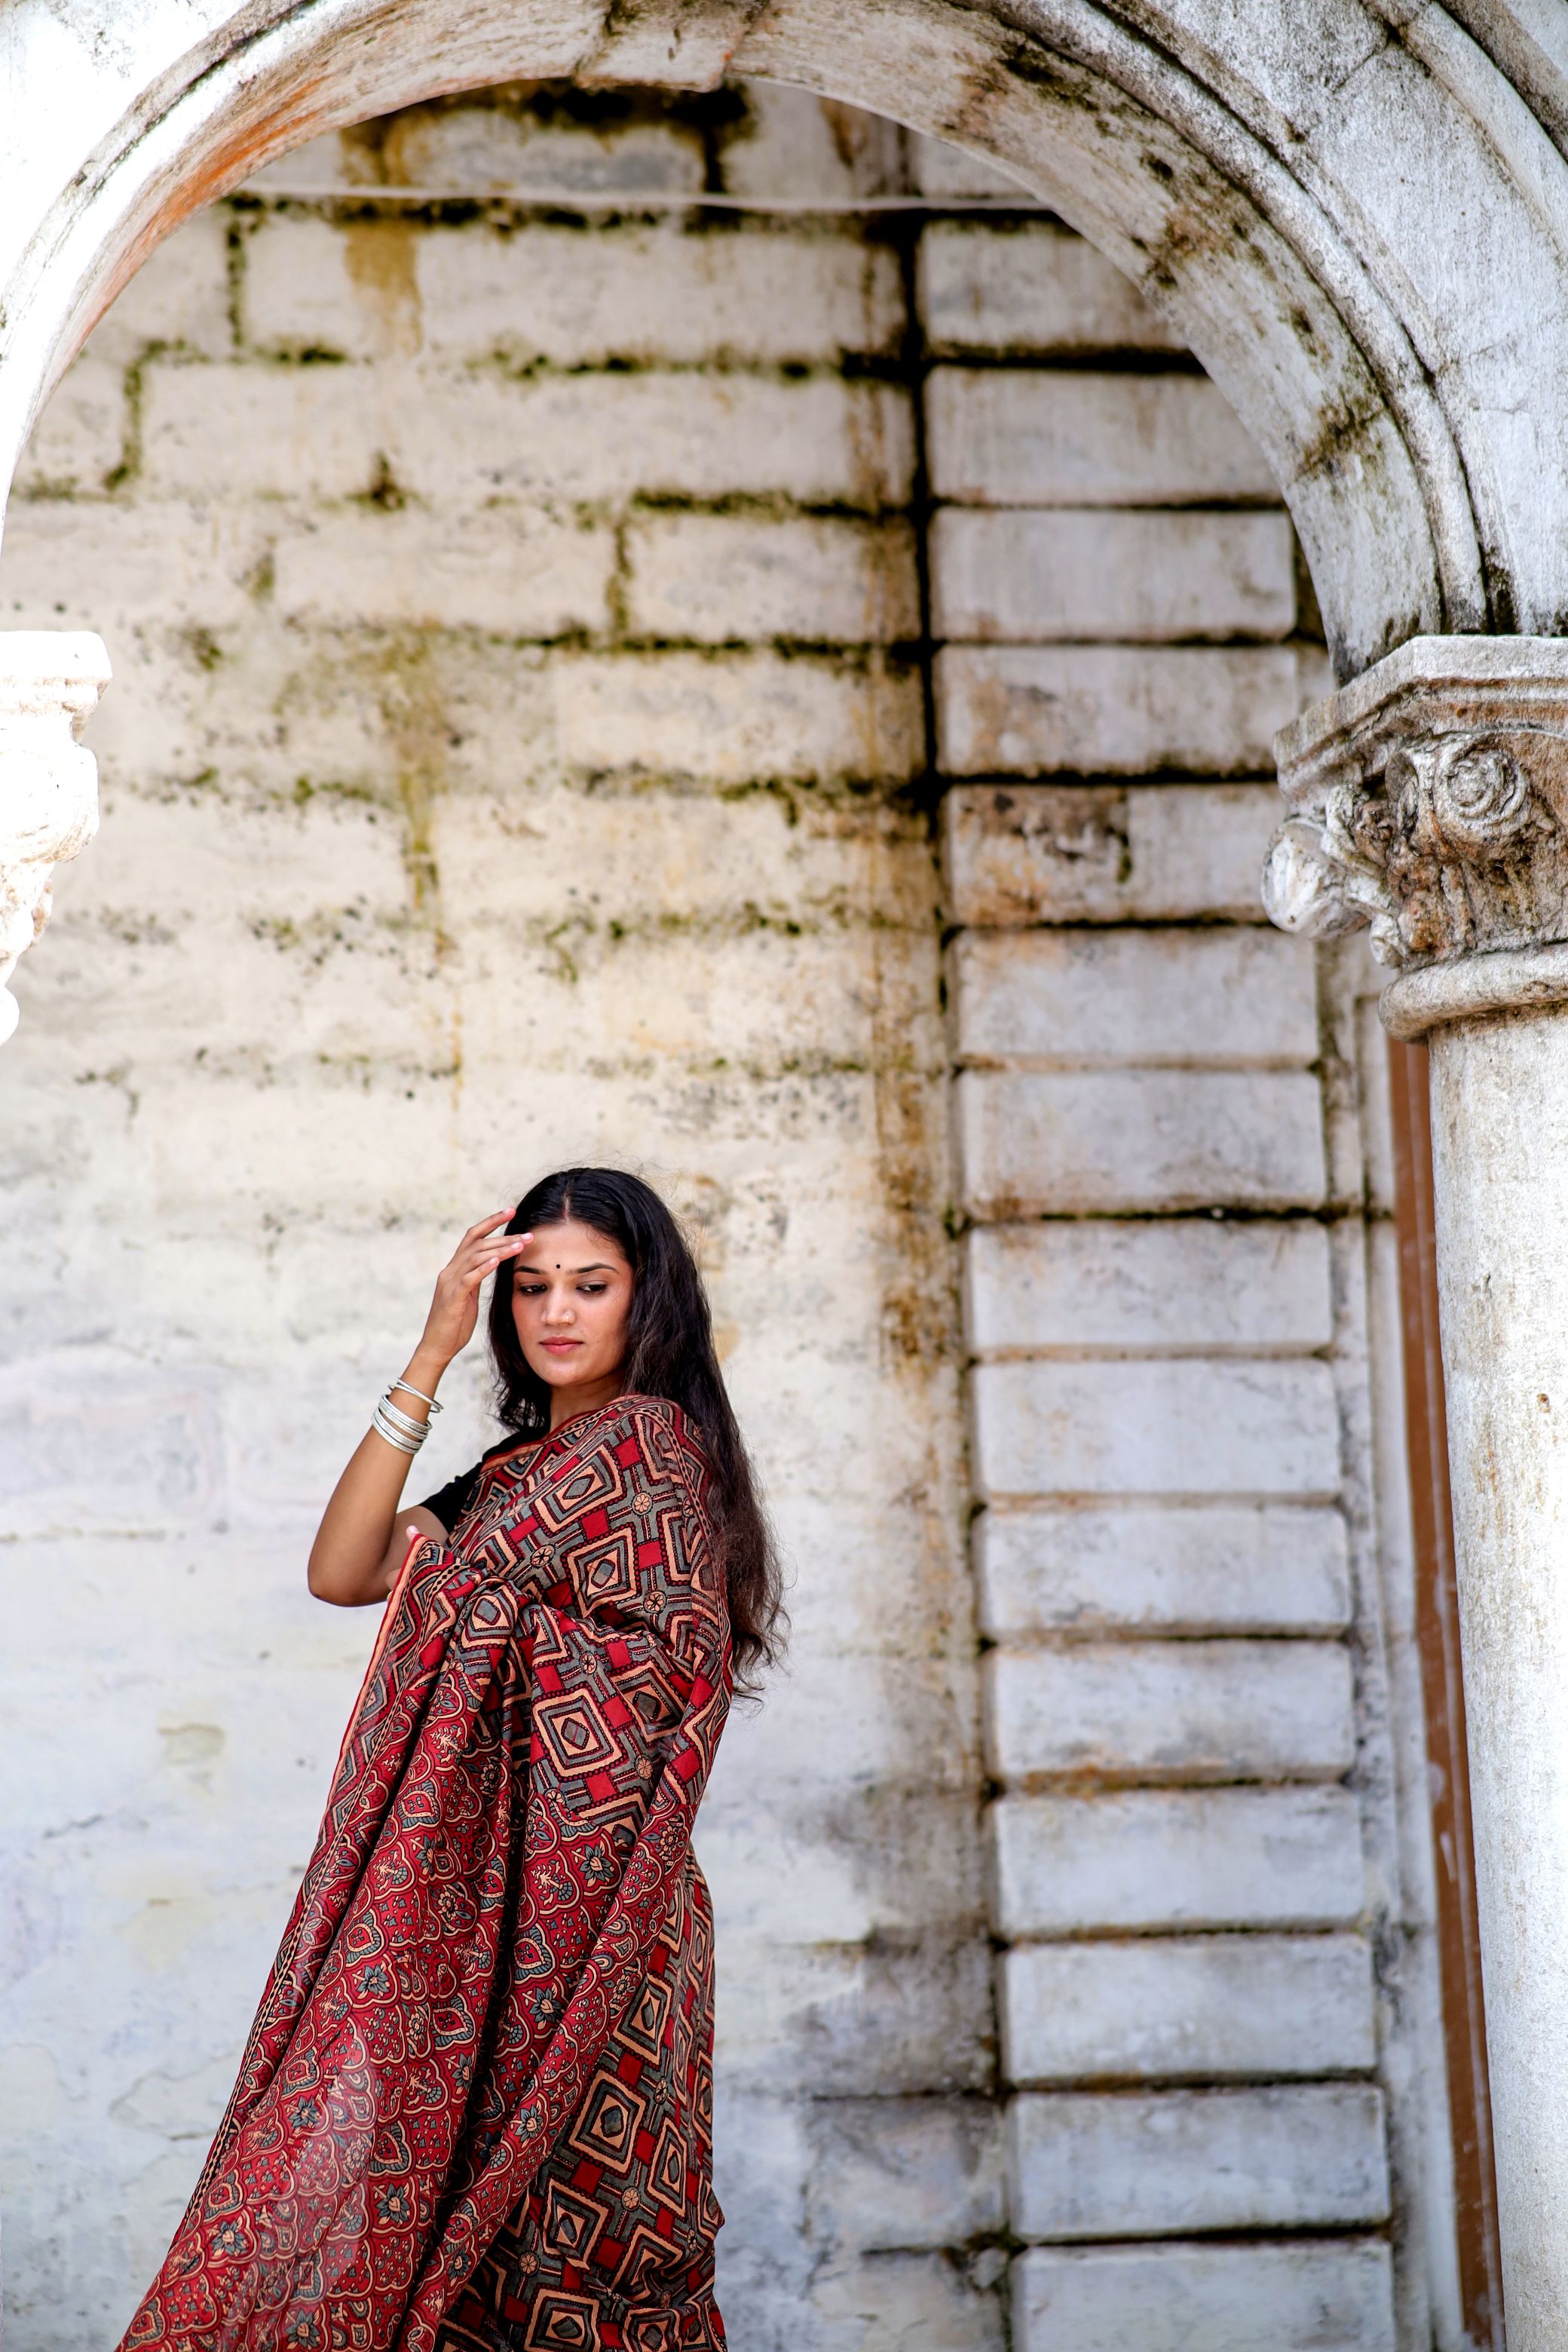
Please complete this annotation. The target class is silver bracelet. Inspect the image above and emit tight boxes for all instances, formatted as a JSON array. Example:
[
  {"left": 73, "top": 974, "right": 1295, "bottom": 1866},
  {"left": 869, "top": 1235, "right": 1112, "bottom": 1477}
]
[
  {"left": 372, "top": 1403, "right": 422, "bottom": 1454},
  {"left": 389, "top": 1375, "right": 443, "bottom": 1415},
  {"left": 378, "top": 1392, "right": 428, "bottom": 1442},
  {"left": 372, "top": 1413, "right": 422, "bottom": 1456},
  {"left": 372, "top": 1398, "right": 427, "bottom": 1455}
]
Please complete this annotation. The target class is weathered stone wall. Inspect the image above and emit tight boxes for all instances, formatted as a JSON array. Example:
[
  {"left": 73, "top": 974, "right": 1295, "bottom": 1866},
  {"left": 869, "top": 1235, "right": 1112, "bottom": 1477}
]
[
  {"left": 926, "top": 219, "right": 1453, "bottom": 2352},
  {"left": 0, "top": 80, "right": 1451, "bottom": 2352}
]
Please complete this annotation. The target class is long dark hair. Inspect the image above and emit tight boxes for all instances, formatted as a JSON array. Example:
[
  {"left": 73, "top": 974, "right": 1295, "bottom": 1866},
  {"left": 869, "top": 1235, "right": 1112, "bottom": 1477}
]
[{"left": 487, "top": 1166, "right": 785, "bottom": 1692}]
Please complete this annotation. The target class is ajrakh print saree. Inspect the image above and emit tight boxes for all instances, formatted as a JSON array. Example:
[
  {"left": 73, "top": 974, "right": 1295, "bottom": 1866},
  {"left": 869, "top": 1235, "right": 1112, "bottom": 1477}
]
[{"left": 118, "top": 1395, "right": 730, "bottom": 2352}]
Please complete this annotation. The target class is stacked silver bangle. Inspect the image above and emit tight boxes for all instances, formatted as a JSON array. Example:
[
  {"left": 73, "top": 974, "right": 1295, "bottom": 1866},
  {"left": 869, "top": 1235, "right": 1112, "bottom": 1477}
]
[{"left": 370, "top": 1377, "right": 443, "bottom": 1456}]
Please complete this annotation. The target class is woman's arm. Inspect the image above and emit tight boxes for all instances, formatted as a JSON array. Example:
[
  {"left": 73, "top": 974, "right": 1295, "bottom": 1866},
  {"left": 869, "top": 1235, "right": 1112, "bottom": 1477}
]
[{"left": 307, "top": 1211, "right": 531, "bottom": 1606}]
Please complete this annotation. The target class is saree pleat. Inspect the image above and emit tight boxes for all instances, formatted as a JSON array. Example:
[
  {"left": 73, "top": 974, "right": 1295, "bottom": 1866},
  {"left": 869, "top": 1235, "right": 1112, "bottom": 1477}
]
[{"left": 117, "top": 1395, "right": 730, "bottom": 2352}]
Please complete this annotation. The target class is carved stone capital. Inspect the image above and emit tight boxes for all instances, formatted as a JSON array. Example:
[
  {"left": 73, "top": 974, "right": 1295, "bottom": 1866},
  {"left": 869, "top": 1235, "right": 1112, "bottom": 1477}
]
[
  {"left": 1264, "top": 636, "right": 1568, "bottom": 1037},
  {"left": 0, "top": 631, "right": 111, "bottom": 1044}
]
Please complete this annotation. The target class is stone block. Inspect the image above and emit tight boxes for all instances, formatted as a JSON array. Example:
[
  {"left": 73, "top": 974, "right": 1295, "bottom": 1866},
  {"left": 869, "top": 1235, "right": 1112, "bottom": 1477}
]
[
  {"left": 1000, "top": 1934, "right": 1376, "bottom": 2083},
  {"left": 955, "top": 1068, "right": 1329, "bottom": 1215},
  {"left": 926, "top": 367, "right": 1278, "bottom": 506},
  {"left": 88, "top": 210, "right": 234, "bottom": 364},
  {"left": 0, "top": 500, "right": 267, "bottom": 635},
  {"left": 140, "top": 363, "right": 916, "bottom": 507},
  {"left": 936, "top": 645, "right": 1312, "bottom": 777},
  {"left": 271, "top": 507, "right": 616, "bottom": 633},
  {"left": 719, "top": 84, "right": 910, "bottom": 207},
  {"left": 697, "top": 1787, "right": 980, "bottom": 1946},
  {"left": 406, "top": 371, "right": 916, "bottom": 509},
  {"left": 100, "top": 1063, "right": 453, "bottom": 1215},
  {"left": 971, "top": 1358, "right": 1340, "bottom": 1500},
  {"left": 22, "top": 855, "right": 443, "bottom": 1089},
  {"left": 984, "top": 1640, "right": 1357, "bottom": 1784},
  {"left": 455, "top": 924, "right": 914, "bottom": 1077},
  {"left": 964, "top": 1220, "right": 1334, "bottom": 1353},
  {"left": 810, "top": 2249, "right": 1005, "bottom": 2352},
  {"left": 908, "top": 133, "right": 1038, "bottom": 203},
  {"left": 948, "top": 926, "right": 1320, "bottom": 1064},
  {"left": 706, "top": 1651, "right": 978, "bottom": 1806},
  {"left": 418, "top": 222, "right": 907, "bottom": 363},
  {"left": 240, "top": 215, "right": 423, "bottom": 361},
  {"left": 383, "top": 106, "right": 705, "bottom": 198},
  {"left": 237, "top": 128, "right": 349, "bottom": 196},
  {"left": 930, "top": 507, "right": 1297, "bottom": 642},
  {"left": 138, "top": 359, "right": 386, "bottom": 499},
  {"left": 553, "top": 651, "right": 923, "bottom": 782},
  {"left": 941, "top": 782, "right": 1283, "bottom": 926},
  {"left": 715, "top": 1929, "right": 994, "bottom": 2096},
  {"left": 431, "top": 778, "right": 911, "bottom": 933},
  {"left": 1012, "top": 2239, "right": 1395, "bottom": 2352},
  {"left": 919, "top": 222, "right": 1187, "bottom": 357},
  {"left": 1008, "top": 2086, "right": 1391, "bottom": 2237},
  {"left": 989, "top": 1787, "right": 1366, "bottom": 1934},
  {"left": 975, "top": 1505, "right": 1352, "bottom": 1637},
  {"left": 243, "top": 215, "right": 907, "bottom": 366},
  {"left": 804, "top": 2097, "right": 1006, "bottom": 2249},
  {"left": 14, "top": 352, "right": 127, "bottom": 498},
  {"left": 623, "top": 514, "right": 919, "bottom": 643}
]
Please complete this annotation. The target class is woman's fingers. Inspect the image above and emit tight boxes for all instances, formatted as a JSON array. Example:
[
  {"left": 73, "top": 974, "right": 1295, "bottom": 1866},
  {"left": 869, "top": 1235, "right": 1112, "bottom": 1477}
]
[
  {"left": 446, "top": 1213, "right": 522, "bottom": 1269},
  {"left": 433, "top": 1222, "right": 531, "bottom": 1316},
  {"left": 458, "top": 1217, "right": 528, "bottom": 1252},
  {"left": 456, "top": 1233, "right": 533, "bottom": 1291},
  {"left": 453, "top": 1226, "right": 531, "bottom": 1272},
  {"left": 464, "top": 1209, "right": 514, "bottom": 1241},
  {"left": 446, "top": 1210, "right": 516, "bottom": 1262}
]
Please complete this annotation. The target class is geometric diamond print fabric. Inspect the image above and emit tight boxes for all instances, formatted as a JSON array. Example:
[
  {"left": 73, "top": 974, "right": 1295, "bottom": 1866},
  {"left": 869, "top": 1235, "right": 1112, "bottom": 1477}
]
[
  {"left": 433, "top": 1861, "right": 724, "bottom": 2352},
  {"left": 116, "top": 1396, "right": 730, "bottom": 2352}
]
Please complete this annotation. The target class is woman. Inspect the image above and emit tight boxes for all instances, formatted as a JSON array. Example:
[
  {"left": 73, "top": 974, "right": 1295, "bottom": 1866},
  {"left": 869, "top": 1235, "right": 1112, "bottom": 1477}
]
[{"left": 119, "top": 1168, "right": 782, "bottom": 2352}]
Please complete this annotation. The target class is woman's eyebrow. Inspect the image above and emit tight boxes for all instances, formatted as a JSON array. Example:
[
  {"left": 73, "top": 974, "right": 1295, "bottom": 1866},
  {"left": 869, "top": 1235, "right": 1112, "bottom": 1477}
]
[{"left": 516, "top": 1257, "right": 616, "bottom": 1274}]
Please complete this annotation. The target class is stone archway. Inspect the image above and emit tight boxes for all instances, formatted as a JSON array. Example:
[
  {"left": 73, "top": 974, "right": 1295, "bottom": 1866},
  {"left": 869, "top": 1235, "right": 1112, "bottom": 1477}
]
[{"left": 14, "top": 0, "right": 1568, "bottom": 681}]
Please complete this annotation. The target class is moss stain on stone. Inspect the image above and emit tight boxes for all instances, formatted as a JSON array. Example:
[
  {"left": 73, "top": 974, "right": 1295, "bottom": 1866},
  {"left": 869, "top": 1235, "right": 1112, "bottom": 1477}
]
[{"left": 341, "top": 217, "right": 423, "bottom": 357}]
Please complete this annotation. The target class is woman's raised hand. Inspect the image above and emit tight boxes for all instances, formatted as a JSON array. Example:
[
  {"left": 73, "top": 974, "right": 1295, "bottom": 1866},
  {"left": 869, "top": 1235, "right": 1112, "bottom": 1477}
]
[
  {"left": 308, "top": 1212, "right": 531, "bottom": 1609},
  {"left": 417, "top": 1212, "right": 532, "bottom": 1370}
]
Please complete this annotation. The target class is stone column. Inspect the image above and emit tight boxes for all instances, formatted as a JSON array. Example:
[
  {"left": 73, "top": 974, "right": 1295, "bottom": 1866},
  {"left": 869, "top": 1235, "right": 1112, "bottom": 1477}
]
[
  {"left": 0, "top": 630, "right": 111, "bottom": 1043},
  {"left": 1266, "top": 636, "right": 1568, "bottom": 2347}
]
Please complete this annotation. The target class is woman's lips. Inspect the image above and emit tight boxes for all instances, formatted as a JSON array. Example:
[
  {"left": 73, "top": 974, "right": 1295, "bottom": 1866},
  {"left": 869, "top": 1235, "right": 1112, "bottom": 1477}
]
[{"left": 542, "top": 1339, "right": 580, "bottom": 1353}]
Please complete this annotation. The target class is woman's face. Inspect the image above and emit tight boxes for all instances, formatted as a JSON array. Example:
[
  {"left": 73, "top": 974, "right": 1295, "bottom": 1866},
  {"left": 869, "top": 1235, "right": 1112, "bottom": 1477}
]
[{"left": 510, "top": 1218, "right": 633, "bottom": 1407}]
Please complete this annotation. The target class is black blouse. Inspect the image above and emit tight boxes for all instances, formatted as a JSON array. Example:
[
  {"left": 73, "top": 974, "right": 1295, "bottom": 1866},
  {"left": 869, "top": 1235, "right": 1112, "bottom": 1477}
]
[{"left": 417, "top": 1436, "right": 526, "bottom": 1533}]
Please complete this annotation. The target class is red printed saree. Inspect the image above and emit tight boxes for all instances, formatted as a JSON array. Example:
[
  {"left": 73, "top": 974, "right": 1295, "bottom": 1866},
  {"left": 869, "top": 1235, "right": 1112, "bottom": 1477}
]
[{"left": 118, "top": 1395, "right": 730, "bottom": 2352}]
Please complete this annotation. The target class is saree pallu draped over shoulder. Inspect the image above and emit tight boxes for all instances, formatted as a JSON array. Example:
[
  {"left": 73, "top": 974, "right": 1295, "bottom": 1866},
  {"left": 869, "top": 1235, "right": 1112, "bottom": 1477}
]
[{"left": 118, "top": 1395, "right": 730, "bottom": 2352}]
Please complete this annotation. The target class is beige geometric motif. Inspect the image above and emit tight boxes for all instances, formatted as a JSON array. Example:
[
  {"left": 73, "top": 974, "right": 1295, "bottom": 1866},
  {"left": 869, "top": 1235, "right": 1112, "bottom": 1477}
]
[{"left": 532, "top": 1693, "right": 620, "bottom": 1780}]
